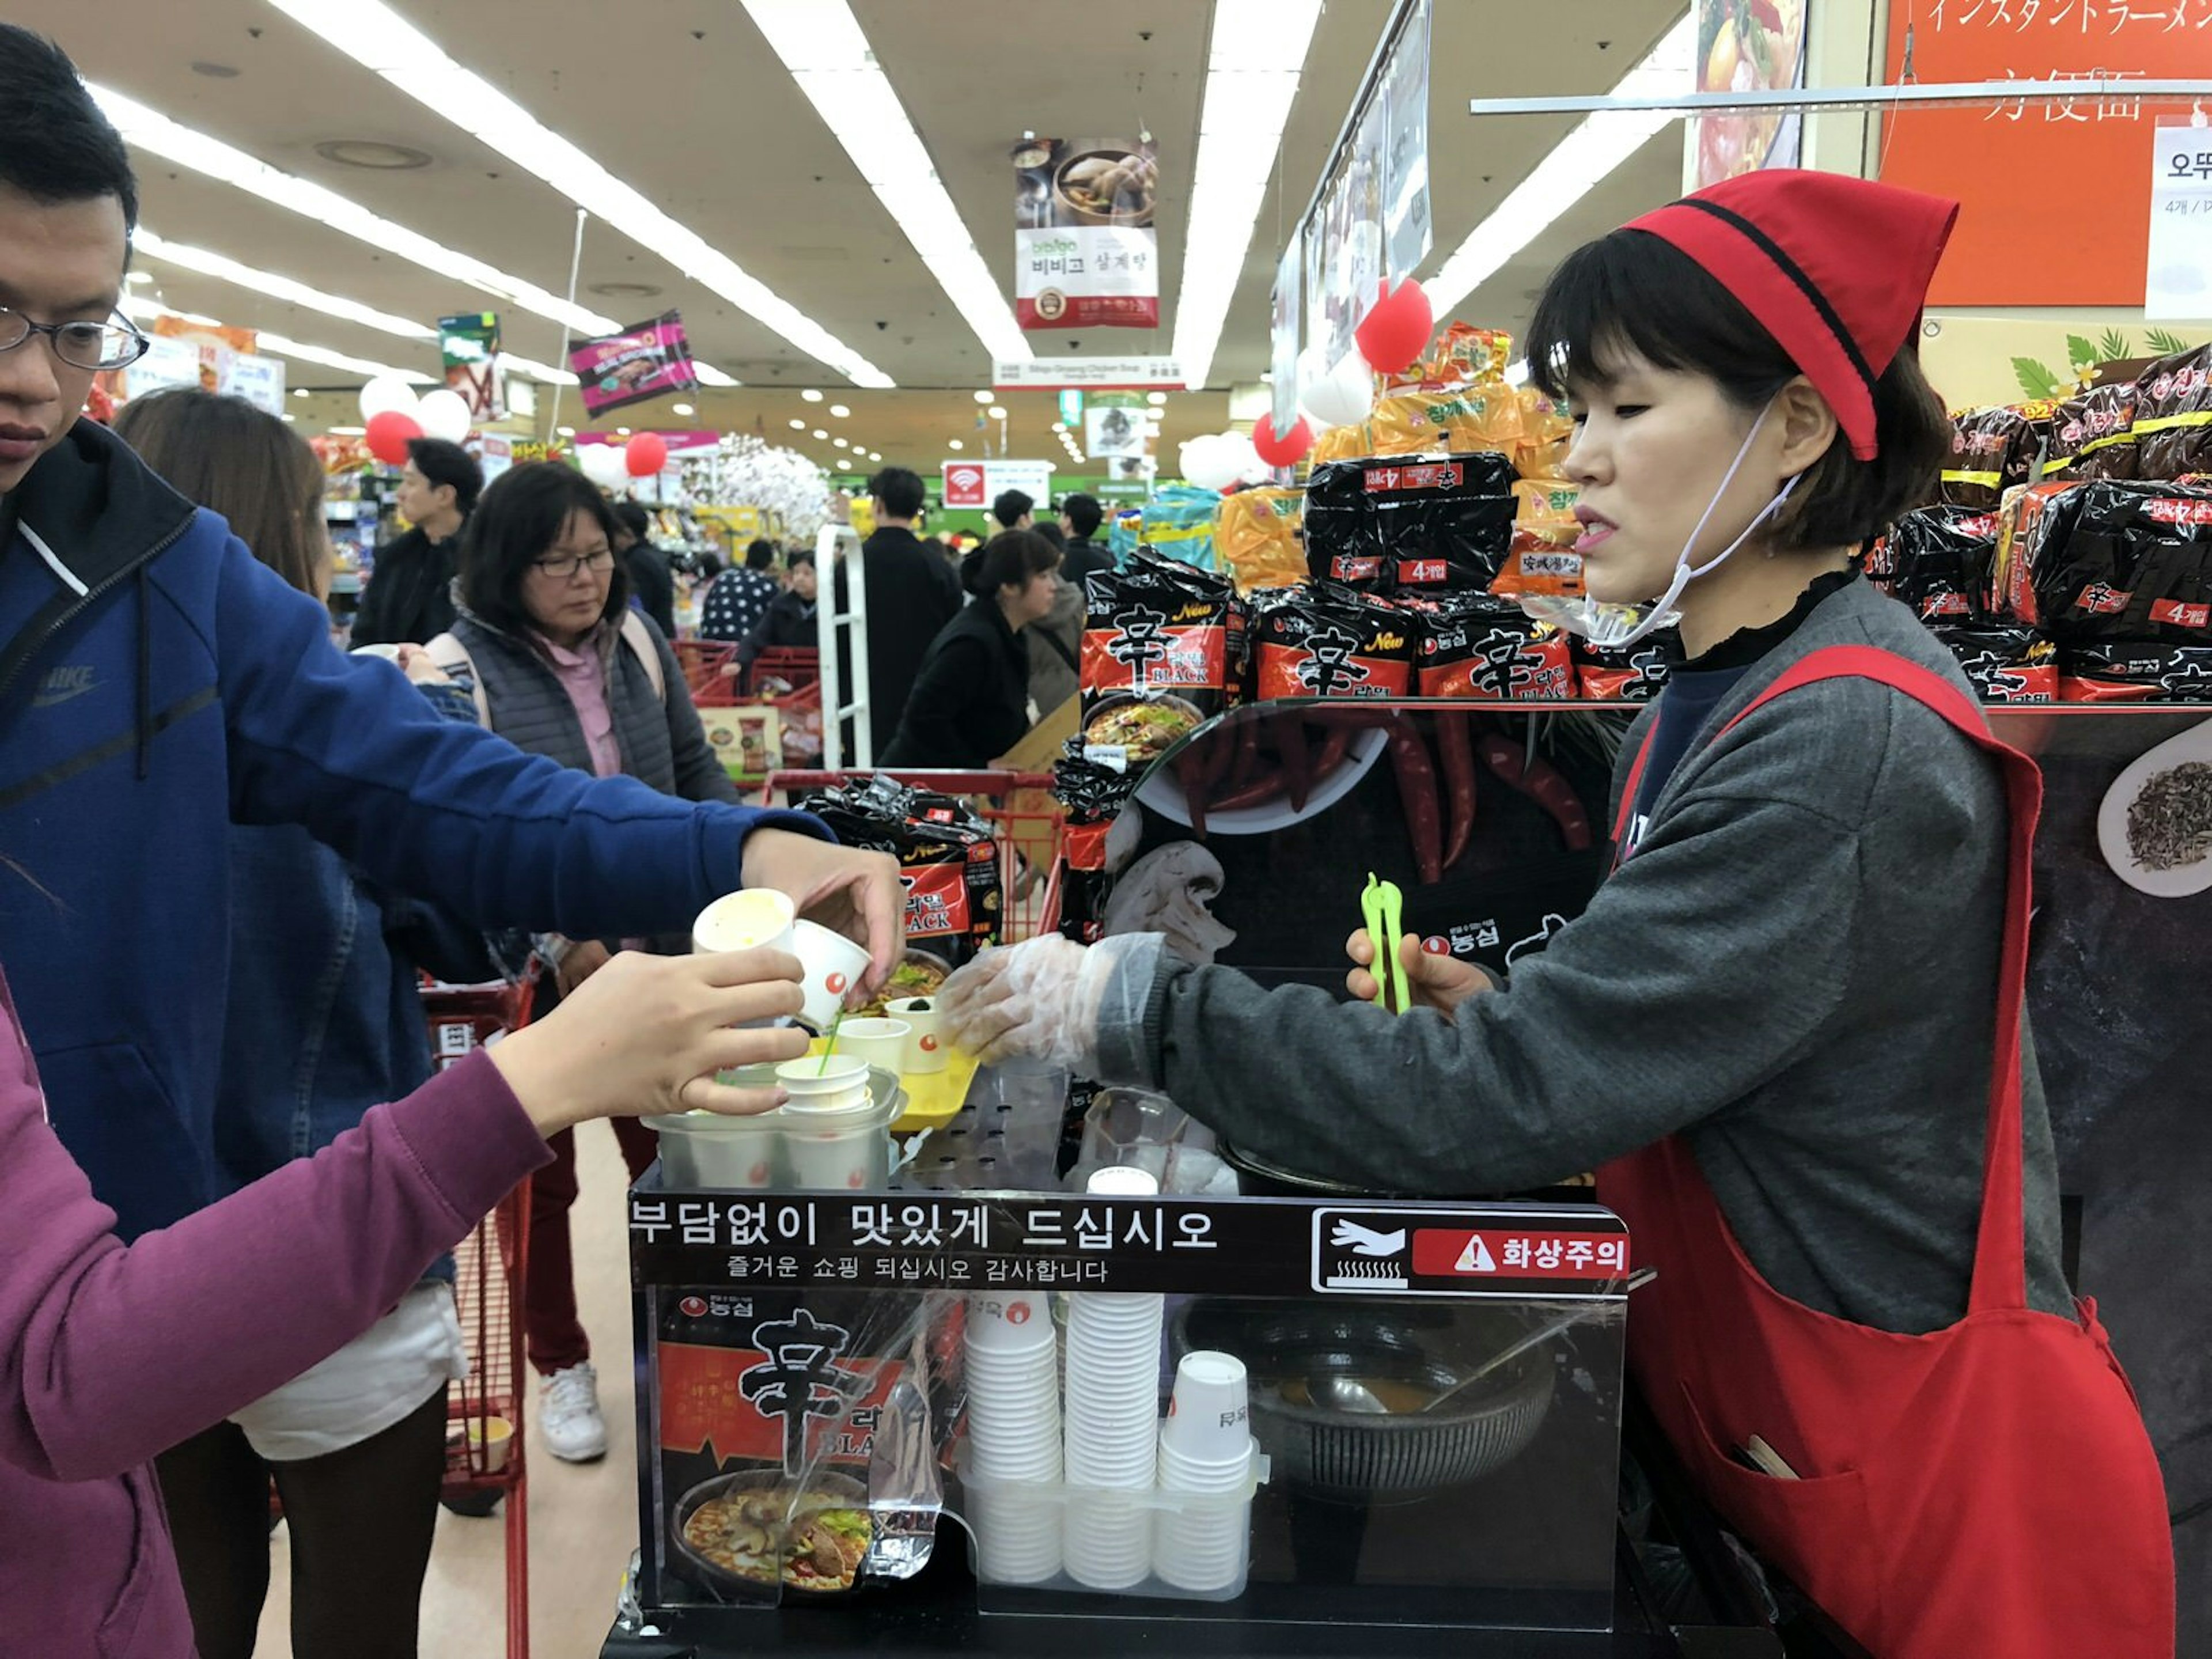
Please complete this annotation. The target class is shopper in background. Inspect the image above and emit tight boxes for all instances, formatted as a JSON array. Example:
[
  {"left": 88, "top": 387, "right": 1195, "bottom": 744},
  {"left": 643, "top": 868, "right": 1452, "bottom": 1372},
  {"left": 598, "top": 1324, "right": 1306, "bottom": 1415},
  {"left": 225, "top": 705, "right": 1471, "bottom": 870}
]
[
  {"left": 881, "top": 529, "right": 1059, "bottom": 769},
  {"left": 350, "top": 437, "right": 480, "bottom": 647},
  {"left": 433, "top": 461, "right": 744, "bottom": 1463},
  {"left": 736, "top": 547, "right": 820, "bottom": 679},
  {"left": 3, "top": 926, "right": 809, "bottom": 1659},
  {"left": 698, "top": 535, "right": 779, "bottom": 643},
  {"left": 1020, "top": 520, "right": 1081, "bottom": 721},
  {"left": 843, "top": 465, "right": 962, "bottom": 739},
  {"left": 1058, "top": 491, "right": 1112, "bottom": 584},
  {"left": 992, "top": 487, "right": 1035, "bottom": 532},
  {"left": 611, "top": 498, "right": 676, "bottom": 638},
  {"left": 112, "top": 388, "right": 497, "bottom": 1659}
]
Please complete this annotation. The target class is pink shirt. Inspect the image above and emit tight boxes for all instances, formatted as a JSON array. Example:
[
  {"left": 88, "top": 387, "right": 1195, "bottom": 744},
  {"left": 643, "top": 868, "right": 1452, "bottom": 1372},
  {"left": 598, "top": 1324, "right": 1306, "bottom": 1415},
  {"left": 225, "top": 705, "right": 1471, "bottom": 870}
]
[{"left": 536, "top": 628, "right": 623, "bottom": 779}]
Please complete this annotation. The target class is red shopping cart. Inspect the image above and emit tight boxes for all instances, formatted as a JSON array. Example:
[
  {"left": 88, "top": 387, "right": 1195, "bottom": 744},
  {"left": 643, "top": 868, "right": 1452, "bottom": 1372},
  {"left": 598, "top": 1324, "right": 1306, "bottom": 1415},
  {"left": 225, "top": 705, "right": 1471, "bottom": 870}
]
[
  {"left": 759, "top": 768, "right": 1066, "bottom": 944},
  {"left": 422, "top": 977, "right": 536, "bottom": 1659}
]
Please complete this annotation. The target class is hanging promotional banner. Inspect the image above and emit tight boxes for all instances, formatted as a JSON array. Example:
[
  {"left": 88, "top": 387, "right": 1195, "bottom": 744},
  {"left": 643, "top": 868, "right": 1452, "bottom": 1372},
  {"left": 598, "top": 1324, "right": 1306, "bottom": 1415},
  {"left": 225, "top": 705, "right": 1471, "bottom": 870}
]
[
  {"left": 124, "top": 334, "right": 204, "bottom": 400},
  {"left": 941, "top": 457, "right": 1056, "bottom": 510},
  {"left": 993, "top": 356, "right": 1183, "bottom": 389},
  {"left": 219, "top": 353, "right": 286, "bottom": 415},
  {"left": 1381, "top": 0, "right": 1433, "bottom": 281},
  {"left": 438, "top": 311, "right": 505, "bottom": 422},
  {"left": 1692, "top": 0, "right": 1805, "bottom": 188},
  {"left": 1883, "top": 6, "right": 2208, "bottom": 305},
  {"left": 568, "top": 311, "right": 699, "bottom": 418},
  {"left": 1013, "top": 137, "right": 1160, "bottom": 331},
  {"left": 1272, "top": 241, "right": 1303, "bottom": 435},
  {"left": 1084, "top": 391, "right": 1149, "bottom": 461},
  {"left": 1304, "top": 104, "right": 1385, "bottom": 369}
]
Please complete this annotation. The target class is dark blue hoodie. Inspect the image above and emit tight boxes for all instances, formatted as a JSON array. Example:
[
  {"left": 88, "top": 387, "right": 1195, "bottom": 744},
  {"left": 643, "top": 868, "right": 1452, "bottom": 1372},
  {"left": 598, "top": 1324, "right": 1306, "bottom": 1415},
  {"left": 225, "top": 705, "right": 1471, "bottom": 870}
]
[{"left": 0, "top": 421, "right": 820, "bottom": 1239}]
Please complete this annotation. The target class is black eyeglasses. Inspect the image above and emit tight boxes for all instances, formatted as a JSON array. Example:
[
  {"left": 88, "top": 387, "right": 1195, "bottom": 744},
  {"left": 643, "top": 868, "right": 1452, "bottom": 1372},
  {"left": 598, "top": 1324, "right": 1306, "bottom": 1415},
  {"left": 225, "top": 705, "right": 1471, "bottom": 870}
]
[
  {"left": 0, "top": 304, "right": 150, "bottom": 372},
  {"left": 533, "top": 548, "right": 617, "bottom": 580}
]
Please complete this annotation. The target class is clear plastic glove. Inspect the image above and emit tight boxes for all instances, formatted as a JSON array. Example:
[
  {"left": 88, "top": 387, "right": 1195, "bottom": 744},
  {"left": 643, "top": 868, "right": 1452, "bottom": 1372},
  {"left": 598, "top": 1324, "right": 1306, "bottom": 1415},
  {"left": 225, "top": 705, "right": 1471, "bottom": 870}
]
[{"left": 941, "top": 934, "right": 1161, "bottom": 1075}]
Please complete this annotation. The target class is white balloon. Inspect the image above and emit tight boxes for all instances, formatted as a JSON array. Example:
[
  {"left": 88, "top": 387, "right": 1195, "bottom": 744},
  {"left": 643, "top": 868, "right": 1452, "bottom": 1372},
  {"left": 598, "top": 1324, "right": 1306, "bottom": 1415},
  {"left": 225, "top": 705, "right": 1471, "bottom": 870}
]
[
  {"left": 358, "top": 376, "right": 419, "bottom": 422},
  {"left": 415, "top": 388, "right": 473, "bottom": 444},
  {"left": 1301, "top": 344, "right": 1376, "bottom": 430},
  {"left": 577, "top": 443, "right": 628, "bottom": 488},
  {"left": 1180, "top": 433, "right": 1245, "bottom": 493}
]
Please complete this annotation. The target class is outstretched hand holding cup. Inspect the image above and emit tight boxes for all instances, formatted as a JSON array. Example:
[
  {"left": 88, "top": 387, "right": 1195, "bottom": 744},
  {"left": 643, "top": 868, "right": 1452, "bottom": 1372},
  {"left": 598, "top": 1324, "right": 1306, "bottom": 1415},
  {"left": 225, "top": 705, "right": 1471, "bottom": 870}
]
[{"left": 488, "top": 949, "right": 809, "bottom": 1137}]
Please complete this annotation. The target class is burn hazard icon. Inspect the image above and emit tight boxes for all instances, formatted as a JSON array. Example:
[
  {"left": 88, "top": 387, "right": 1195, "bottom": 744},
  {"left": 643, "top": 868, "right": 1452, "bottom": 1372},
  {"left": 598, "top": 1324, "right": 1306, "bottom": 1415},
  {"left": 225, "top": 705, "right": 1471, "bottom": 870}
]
[{"left": 1453, "top": 1235, "right": 1497, "bottom": 1274}]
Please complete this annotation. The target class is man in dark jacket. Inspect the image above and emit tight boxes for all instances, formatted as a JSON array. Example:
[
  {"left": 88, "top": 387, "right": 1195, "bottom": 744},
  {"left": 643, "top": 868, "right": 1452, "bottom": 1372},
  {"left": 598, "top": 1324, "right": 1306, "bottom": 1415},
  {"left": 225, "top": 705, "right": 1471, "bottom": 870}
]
[
  {"left": 0, "top": 28, "right": 904, "bottom": 1254},
  {"left": 350, "top": 437, "right": 479, "bottom": 646},
  {"left": 1057, "top": 491, "right": 1113, "bottom": 585},
  {"left": 838, "top": 465, "right": 961, "bottom": 744},
  {"left": 611, "top": 499, "right": 676, "bottom": 637}
]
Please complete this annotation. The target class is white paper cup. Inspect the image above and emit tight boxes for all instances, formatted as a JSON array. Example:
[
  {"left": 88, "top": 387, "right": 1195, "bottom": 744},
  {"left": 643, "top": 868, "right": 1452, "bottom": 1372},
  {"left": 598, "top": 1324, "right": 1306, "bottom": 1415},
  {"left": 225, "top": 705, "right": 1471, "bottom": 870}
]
[
  {"left": 1158, "top": 1438, "right": 1256, "bottom": 1491},
  {"left": 834, "top": 1017, "right": 910, "bottom": 1077},
  {"left": 1085, "top": 1165, "right": 1161, "bottom": 1198},
  {"left": 692, "top": 888, "right": 798, "bottom": 959},
  {"left": 349, "top": 642, "right": 404, "bottom": 663},
  {"left": 782, "top": 1123, "right": 881, "bottom": 1191},
  {"left": 966, "top": 1292, "right": 1054, "bottom": 1352},
  {"left": 1160, "top": 1351, "right": 1250, "bottom": 1462},
  {"left": 468, "top": 1415, "right": 514, "bottom": 1473},
  {"left": 887, "top": 996, "right": 946, "bottom": 1074},
  {"left": 791, "top": 920, "right": 871, "bottom": 1031},
  {"left": 969, "top": 1488, "right": 1064, "bottom": 1584},
  {"left": 776, "top": 1053, "right": 872, "bottom": 1113},
  {"left": 1061, "top": 1490, "right": 1151, "bottom": 1589},
  {"left": 647, "top": 1114, "right": 779, "bottom": 1188}
]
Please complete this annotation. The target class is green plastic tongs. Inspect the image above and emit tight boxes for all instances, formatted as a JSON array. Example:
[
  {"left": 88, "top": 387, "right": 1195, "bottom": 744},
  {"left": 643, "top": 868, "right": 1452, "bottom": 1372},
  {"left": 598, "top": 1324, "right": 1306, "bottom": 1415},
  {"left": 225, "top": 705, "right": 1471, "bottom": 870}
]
[{"left": 1361, "top": 872, "right": 1406, "bottom": 1016}]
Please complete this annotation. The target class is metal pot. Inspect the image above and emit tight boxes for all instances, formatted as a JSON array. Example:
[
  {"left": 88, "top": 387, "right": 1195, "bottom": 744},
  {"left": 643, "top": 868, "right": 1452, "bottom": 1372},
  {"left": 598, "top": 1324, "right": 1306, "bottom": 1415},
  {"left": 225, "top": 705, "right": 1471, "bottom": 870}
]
[{"left": 1172, "top": 1302, "right": 1554, "bottom": 1502}]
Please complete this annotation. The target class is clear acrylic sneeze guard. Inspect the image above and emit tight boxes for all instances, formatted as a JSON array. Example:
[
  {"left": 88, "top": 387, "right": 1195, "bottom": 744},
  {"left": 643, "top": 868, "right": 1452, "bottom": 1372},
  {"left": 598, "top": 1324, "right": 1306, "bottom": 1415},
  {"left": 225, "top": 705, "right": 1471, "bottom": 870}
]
[{"left": 629, "top": 1165, "right": 1631, "bottom": 1639}]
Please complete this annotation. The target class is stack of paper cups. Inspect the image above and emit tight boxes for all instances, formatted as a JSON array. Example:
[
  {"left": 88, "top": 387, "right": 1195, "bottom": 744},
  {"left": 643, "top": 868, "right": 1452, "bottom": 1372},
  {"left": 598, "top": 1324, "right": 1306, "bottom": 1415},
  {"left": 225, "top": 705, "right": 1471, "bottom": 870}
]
[
  {"left": 1061, "top": 1166, "right": 1165, "bottom": 1590},
  {"left": 963, "top": 1290, "right": 1062, "bottom": 1585},
  {"left": 1153, "top": 1350, "right": 1256, "bottom": 1594}
]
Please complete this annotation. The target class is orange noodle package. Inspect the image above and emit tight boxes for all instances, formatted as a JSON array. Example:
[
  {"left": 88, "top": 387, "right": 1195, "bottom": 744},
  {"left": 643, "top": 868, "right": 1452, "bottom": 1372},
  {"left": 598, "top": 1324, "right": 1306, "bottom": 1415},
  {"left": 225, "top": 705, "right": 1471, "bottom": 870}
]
[{"left": 1214, "top": 487, "right": 1306, "bottom": 594}]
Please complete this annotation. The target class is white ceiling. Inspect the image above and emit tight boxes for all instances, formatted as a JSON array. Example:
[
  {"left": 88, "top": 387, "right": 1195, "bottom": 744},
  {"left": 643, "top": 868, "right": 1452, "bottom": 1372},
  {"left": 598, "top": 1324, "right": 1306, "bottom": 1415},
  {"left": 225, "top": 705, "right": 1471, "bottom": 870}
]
[{"left": 15, "top": 0, "right": 1688, "bottom": 468}]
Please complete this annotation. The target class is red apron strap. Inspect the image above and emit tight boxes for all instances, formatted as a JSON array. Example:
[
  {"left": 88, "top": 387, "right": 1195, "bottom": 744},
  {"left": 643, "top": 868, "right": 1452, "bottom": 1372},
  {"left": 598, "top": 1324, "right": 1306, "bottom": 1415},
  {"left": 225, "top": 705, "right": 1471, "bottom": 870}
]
[
  {"left": 1717, "top": 646, "right": 2044, "bottom": 1317},
  {"left": 1610, "top": 724, "right": 1661, "bottom": 863}
]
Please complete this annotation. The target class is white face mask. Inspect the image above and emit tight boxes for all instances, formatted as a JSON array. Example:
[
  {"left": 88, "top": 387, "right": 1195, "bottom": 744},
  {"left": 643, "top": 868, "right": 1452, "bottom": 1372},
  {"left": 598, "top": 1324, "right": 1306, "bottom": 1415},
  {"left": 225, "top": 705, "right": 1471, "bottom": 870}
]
[{"left": 1521, "top": 399, "right": 1800, "bottom": 652}]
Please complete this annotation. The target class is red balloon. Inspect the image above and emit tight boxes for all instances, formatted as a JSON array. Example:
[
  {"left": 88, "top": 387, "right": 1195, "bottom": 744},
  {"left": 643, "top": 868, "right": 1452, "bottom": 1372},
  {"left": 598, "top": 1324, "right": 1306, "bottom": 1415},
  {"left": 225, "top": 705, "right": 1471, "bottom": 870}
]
[
  {"left": 365, "top": 409, "right": 423, "bottom": 467},
  {"left": 1354, "top": 278, "right": 1436, "bottom": 376},
  {"left": 625, "top": 433, "right": 669, "bottom": 477},
  {"left": 1251, "top": 409, "right": 1313, "bottom": 468}
]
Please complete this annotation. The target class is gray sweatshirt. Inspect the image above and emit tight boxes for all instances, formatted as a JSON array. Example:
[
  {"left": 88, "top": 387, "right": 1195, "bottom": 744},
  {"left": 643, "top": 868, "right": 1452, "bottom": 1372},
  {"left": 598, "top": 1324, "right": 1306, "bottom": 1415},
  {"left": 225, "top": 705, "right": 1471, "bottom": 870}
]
[{"left": 1096, "top": 578, "right": 2071, "bottom": 1336}]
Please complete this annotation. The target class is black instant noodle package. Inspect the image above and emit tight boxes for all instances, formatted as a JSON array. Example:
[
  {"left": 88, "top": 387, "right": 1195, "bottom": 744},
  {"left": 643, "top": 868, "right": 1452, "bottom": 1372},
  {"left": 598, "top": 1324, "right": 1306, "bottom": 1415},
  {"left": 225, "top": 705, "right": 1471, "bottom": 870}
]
[
  {"left": 1251, "top": 584, "right": 1416, "bottom": 700},
  {"left": 1572, "top": 633, "right": 1678, "bottom": 702},
  {"left": 1080, "top": 547, "right": 1240, "bottom": 743},
  {"left": 2007, "top": 479, "right": 2212, "bottom": 645},
  {"left": 1876, "top": 506, "right": 2002, "bottom": 624},
  {"left": 1929, "top": 626, "right": 2058, "bottom": 704},
  {"left": 1303, "top": 452, "right": 1517, "bottom": 595},
  {"left": 2044, "top": 382, "right": 2138, "bottom": 482},
  {"left": 2131, "top": 347, "right": 2212, "bottom": 479},
  {"left": 1940, "top": 407, "right": 2039, "bottom": 512},
  {"left": 1408, "top": 592, "right": 1575, "bottom": 700},
  {"left": 1050, "top": 737, "right": 1138, "bottom": 945},
  {"left": 2058, "top": 641, "right": 2212, "bottom": 703},
  {"left": 797, "top": 776, "right": 1002, "bottom": 969}
]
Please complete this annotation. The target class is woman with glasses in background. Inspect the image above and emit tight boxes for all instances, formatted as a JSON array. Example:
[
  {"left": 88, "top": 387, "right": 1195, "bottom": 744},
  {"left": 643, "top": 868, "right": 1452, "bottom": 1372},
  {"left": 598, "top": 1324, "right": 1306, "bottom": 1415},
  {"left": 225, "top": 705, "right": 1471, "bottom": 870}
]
[{"left": 427, "top": 461, "right": 742, "bottom": 1465}]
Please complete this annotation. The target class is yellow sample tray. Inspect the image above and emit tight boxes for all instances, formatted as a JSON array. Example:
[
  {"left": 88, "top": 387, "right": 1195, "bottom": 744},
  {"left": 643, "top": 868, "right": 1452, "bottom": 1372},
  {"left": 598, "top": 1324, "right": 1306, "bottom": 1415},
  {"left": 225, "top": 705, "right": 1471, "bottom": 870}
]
[{"left": 804, "top": 1036, "right": 976, "bottom": 1134}]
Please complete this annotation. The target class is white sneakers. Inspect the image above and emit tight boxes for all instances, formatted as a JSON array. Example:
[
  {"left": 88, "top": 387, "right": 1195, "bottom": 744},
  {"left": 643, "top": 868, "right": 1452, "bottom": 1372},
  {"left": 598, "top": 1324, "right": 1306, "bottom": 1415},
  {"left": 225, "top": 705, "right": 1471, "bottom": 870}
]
[{"left": 539, "top": 1362, "right": 609, "bottom": 1463}]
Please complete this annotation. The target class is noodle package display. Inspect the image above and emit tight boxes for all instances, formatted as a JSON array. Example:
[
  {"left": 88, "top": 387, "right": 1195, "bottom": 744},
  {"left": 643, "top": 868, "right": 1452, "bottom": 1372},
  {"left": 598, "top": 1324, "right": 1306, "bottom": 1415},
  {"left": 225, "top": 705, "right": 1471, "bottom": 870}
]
[
  {"left": 2058, "top": 641, "right": 2212, "bottom": 703},
  {"left": 2130, "top": 346, "right": 2212, "bottom": 480},
  {"left": 1873, "top": 506, "right": 2002, "bottom": 624},
  {"left": 1250, "top": 585, "right": 1415, "bottom": 700},
  {"left": 1930, "top": 626, "right": 2059, "bottom": 704},
  {"left": 2003, "top": 479, "right": 2212, "bottom": 645},
  {"left": 1410, "top": 593, "right": 1575, "bottom": 701},
  {"left": 2045, "top": 384, "right": 2138, "bottom": 482},
  {"left": 1940, "top": 407, "right": 2039, "bottom": 512},
  {"left": 1303, "top": 452, "right": 1517, "bottom": 595},
  {"left": 797, "top": 778, "right": 1002, "bottom": 970},
  {"left": 1572, "top": 634, "right": 1678, "bottom": 703},
  {"left": 649, "top": 1288, "right": 956, "bottom": 1605},
  {"left": 1214, "top": 488, "right": 1306, "bottom": 594},
  {"left": 1081, "top": 550, "right": 1241, "bottom": 729}
]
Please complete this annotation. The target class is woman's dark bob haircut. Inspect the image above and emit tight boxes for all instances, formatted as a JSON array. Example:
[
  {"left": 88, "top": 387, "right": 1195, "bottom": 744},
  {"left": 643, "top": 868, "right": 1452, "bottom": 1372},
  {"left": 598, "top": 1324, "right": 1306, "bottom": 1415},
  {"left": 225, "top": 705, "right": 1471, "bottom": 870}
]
[
  {"left": 459, "top": 461, "right": 631, "bottom": 639},
  {"left": 1525, "top": 228, "right": 1950, "bottom": 554}
]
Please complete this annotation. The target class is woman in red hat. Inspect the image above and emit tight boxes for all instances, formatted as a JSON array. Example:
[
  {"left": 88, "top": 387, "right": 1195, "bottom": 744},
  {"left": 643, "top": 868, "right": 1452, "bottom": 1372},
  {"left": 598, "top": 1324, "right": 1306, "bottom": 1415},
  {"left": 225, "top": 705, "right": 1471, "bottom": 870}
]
[{"left": 943, "top": 169, "right": 2173, "bottom": 1656}]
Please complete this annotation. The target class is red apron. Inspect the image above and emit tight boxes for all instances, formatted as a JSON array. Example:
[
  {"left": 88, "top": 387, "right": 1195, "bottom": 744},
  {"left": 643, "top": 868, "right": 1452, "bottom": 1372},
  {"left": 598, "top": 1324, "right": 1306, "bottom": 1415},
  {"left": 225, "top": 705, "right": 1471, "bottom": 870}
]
[{"left": 1599, "top": 645, "right": 2173, "bottom": 1657}]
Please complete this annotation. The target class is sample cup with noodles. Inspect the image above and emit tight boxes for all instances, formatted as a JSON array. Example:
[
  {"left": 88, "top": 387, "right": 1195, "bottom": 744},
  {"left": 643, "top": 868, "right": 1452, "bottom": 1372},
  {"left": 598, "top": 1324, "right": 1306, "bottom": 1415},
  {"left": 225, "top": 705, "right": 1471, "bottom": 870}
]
[
  {"left": 887, "top": 997, "right": 946, "bottom": 1075},
  {"left": 691, "top": 889, "right": 798, "bottom": 960}
]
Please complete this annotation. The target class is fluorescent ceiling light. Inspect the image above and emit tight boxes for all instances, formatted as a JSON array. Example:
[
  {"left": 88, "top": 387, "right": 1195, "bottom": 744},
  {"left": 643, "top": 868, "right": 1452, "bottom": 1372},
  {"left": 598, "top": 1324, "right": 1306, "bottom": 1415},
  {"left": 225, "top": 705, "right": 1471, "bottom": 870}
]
[
  {"left": 329, "top": 424, "right": 366, "bottom": 435},
  {"left": 740, "top": 0, "right": 1029, "bottom": 365},
  {"left": 673, "top": 402, "right": 695, "bottom": 416},
  {"left": 616, "top": 427, "right": 632, "bottom": 436},
  {"left": 802, "top": 389, "right": 825, "bottom": 402},
  {"left": 94, "top": 84, "right": 616, "bottom": 338},
  {"left": 1146, "top": 392, "right": 1168, "bottom": 406},
  {"left": 123, "top": 296, "right": 432, "bottom": 381},
  {"left": 974, "top": 390, "right": 996, "bottom": 404},
  {"left": 812, "top": 428, "right": 828, "bottom": 440},
  {"left": 291, "top": 387, "right": 310, "bottom": 399},
  {"left": 1426, "top": 17, "right": 1695, "bottom": 317},
  {"left": 1171, "top": 0, "right": 1323, "bottom": 391},
  {"left": 829, "top": 403, "right": 851, "bottom": 418},
  {"left": 790, "top": 418, "right": 807, "bottom": 430},
  {"left": 134, "top": 227, "right": 434, "bottom": 340},
  {"left": 834, "top": 437, "right": 849, "bottom": 449},
  {"left": 266, "top": 0, "right": 889, "bottom": 387},
  {"left": 557, "top": 425, "right": 576, "bottom": 436},
  {"left": 948, "top": 439, "right": 964, "bottom": 450},
  {"left": 125, "top": 271, "right": 154, "bottom": 286},
  {"left": 989, "top": 406, "right": 1008, "bottom": 420}
]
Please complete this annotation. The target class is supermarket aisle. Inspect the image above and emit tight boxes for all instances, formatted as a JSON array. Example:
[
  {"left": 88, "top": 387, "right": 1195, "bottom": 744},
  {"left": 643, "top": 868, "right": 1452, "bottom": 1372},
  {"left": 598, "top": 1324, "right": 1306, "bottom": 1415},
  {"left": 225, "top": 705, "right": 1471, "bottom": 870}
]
[{"left": 257, "top": 1123, "right": 643, "bottom": 1658}]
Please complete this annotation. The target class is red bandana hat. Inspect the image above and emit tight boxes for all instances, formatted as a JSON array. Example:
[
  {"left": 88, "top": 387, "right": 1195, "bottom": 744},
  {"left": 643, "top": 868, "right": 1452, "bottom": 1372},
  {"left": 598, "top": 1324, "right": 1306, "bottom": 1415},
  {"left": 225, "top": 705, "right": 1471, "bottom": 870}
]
[{"left": 1626, "top": 170, "right": 1959, "bottom": 460}]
